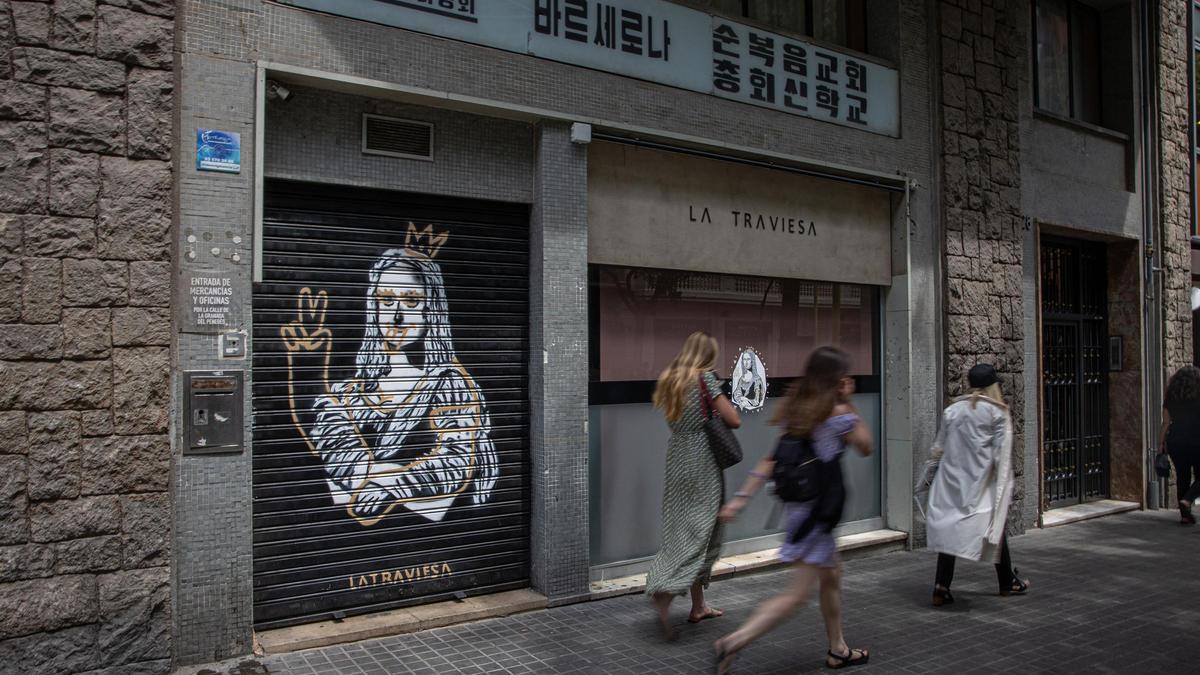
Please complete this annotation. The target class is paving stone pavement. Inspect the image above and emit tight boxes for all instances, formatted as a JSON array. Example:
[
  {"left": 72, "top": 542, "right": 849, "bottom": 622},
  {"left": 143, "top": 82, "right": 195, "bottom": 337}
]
[{"left": 259, "top": 511, "right": 1199, "bottom": 674}]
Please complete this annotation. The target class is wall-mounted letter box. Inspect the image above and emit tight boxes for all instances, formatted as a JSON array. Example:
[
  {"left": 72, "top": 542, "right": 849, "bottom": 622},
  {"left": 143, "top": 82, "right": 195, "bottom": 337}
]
[{"left": 184, "top": 371, "right": 244, "bottom": 454}]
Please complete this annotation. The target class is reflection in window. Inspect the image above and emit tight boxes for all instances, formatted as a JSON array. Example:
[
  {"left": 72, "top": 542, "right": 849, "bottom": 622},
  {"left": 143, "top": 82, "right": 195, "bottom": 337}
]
[
  {"left": 705, "top": 0, "right": 868, "bottom": 53},
  {"left": 1034, "top": 0, "right": 1102, "bottom": 126},
  {"left": 591, "top": 265, "right": 879, "bottom": 383},
  {"left": 1035, "top": 0, "right": 1070, "bottom": 117}
]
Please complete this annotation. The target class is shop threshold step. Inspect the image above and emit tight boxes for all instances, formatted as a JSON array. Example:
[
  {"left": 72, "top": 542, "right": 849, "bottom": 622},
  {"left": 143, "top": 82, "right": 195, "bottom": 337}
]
[
  {"left": 256, "top": 588, "right": 547, "bottom": 654},
  {"left": 1040, "top": 499, "right": 1140, "bottom": 528},
  {"left": 589, "top": 528, "right": 908, "bottom": 600}
]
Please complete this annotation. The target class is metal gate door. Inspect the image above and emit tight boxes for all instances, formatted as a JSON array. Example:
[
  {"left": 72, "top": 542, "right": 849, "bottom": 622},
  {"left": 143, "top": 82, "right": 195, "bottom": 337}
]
[
  {"left": 252, "top": 180, "right": 530, "bottom": 628},
  {"left": 1040, "top": 239, "right": 1109, "bottom": 509}
]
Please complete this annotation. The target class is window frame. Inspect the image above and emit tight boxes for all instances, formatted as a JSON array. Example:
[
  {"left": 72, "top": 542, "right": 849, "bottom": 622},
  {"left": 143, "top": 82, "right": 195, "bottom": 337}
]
[{"left": 1031, "top": 0, "right": 1105, "bottom": 127}]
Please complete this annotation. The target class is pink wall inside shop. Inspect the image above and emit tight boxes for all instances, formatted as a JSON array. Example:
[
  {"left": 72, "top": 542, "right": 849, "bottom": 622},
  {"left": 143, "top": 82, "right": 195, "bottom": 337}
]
[{"left": 597, "top": 279, "right": 878, "bottom": 382}]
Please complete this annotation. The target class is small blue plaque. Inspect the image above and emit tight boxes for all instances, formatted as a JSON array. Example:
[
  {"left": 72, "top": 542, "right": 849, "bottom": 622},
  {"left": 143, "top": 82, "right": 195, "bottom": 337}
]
[{"left": 196, "top": 129, "right": 241, "bottom": 173}]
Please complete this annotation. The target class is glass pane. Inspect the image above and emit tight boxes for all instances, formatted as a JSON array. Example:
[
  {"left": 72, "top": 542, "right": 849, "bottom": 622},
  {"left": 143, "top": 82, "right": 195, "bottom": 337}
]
[
  {"left": 703, "top": 0, "right": 746, "bottom": 18},
  {"left": 1071, "top": 5, "right": 1101, "bottom": 124},
  {"left": 594, "top": 266, "right": 878, "bottom": 382},
  {"left": 809, "top": 0, "right": 846, "bottom": 44},
  {"left": 750, "top": 0, "right": 808, "bottom": 36},
  {"left": 1036, "top": 0, "right": 1071, "bottom": 116},
  {"left": 1195, "top": 48, "right": 1200, "bottom": 148}
]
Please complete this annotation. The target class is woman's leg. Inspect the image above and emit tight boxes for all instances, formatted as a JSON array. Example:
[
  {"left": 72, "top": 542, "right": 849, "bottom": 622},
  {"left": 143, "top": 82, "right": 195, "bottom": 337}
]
[
  {"left": 651, "top": 592, "right": 674, "bottom": 639},
  {"left": 934, "top": 553, "right": 956, "bottom": 590},
  {"left": 818, "top": 565, "right": 869, "bottom": 667},
  {"left": 1170, "top": 452, "right": 1191, "bottom": 503},
  {"left": 717, "top": 563, "right": 821, "bottom": 656},
  {"left": 818, "top": 565, "right": 847, "bottom": 655},
  {"left": 688, "top": 579, "right": 723, "bottom": 620},
  {"left": 994, "top": 537, "right": 1015, "bottom": 592}
]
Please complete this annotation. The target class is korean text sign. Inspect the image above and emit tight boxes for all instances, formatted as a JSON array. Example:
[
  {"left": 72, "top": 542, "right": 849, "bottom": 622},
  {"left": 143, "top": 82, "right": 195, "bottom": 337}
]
[{"left": 279, "top": 0, "right": 899, "bottom": 136}]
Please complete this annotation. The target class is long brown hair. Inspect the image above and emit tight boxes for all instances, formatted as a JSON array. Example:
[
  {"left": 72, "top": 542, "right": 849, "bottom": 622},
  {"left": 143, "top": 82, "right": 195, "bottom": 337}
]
[
  {"left": 773, "top": 346, "right": 850, "bottom": 436},
  {"left": 1166, "top": 365, "right": 1200, "bottom": 407},
  {"left": 653, "top": 331, "right": 719, "bottom": 423}
]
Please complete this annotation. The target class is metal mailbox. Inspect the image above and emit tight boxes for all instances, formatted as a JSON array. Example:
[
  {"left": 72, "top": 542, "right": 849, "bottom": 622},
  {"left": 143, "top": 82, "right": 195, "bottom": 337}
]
[{"left": 184, "top": 371, "right": 244, "bottom": 454}]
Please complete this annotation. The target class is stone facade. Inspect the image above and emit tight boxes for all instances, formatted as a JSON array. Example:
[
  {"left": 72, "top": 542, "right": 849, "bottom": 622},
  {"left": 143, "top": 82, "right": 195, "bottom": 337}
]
[
  {"left": 0, "top": 1, "right": 174, "bottom": 674},
  {"left": 938, "top": 0, "right": 1029, "bottom": 531},
  {"left": 1160, "top": 3, "right": 1195, "bottom": 375}
]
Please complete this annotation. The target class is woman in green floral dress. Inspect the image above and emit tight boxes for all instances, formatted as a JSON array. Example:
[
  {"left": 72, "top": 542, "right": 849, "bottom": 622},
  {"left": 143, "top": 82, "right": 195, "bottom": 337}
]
[{"left": 646, "top": 331, "right": 741, "bottom": 640}]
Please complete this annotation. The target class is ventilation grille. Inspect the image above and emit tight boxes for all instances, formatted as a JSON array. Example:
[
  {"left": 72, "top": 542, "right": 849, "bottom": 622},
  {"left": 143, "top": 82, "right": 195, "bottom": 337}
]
[{"left": 361, "top": 114, "right": 433, "bottom": 160}]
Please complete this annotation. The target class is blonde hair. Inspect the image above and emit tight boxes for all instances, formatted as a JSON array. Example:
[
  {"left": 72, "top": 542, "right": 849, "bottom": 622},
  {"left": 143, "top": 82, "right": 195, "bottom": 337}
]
[
  {"left": 968, "top": 382, "right": 1005, "bottom": 409},
  {"left": 653, "top": 332, "right": 719, "bottom": 423}
]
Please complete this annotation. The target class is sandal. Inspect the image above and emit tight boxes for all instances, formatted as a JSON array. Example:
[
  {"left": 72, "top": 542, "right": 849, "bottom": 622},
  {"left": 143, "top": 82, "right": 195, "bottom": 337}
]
[
  {"left": 931, "top": 586, "right": 954, "bottom": 607},
  {"left": 1180, "top": 501, "right": 1196, "bottom": 525},
  {"left": 714, "top": 640, "right": 737, "bottom": 675},
  {"left": 999, "top": 570, "right": 1030, "bottom": 596},
  {"left": 826, "top": 647, "right": 869, "bottom": 669},
  {"left": 689, "top": 606, "right": 725, "bottom": 623}
]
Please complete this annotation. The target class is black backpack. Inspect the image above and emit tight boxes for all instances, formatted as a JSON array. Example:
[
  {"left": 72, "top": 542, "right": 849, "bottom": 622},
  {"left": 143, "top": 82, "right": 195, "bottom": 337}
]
[{"left": 771, "top": 434, "right": 822, "bottom": 502}]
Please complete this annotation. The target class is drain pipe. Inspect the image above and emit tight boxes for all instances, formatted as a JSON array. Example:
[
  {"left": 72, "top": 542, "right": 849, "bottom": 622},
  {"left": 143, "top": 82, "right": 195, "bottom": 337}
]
[{"left": 1139, "top": 0, "right": 1164, "bottom": 509}]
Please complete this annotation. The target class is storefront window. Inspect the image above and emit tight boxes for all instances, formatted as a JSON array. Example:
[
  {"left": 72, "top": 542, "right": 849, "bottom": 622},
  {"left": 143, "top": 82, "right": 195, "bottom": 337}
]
[
  {"left": 591, "top": 265, "right": 879, "bottom": 388},
  {"left": 587, "top": 264, "right": 883, "bottom": 568}
]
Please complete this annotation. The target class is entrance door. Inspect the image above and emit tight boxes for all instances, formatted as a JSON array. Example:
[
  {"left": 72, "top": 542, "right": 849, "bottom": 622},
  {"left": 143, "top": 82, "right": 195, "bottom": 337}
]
[
  {"left": 1040, "top": 239, "right": 1109, "bottom": 509},
  {"left": 251, "top": 180, "right": 530, "bottom": 629}
]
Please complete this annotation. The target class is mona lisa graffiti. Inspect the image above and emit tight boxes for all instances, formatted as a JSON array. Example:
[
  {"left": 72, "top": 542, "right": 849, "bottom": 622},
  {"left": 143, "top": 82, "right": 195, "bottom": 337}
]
[{"left": 280, "top": 224, "right": 498, "bottom": 526}]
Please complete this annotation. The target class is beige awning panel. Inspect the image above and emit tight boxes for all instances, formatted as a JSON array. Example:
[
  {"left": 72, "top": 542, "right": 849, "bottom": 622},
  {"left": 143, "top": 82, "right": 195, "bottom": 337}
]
[{"left": 587, "top": 143, "right": 893, "bottom": 286}]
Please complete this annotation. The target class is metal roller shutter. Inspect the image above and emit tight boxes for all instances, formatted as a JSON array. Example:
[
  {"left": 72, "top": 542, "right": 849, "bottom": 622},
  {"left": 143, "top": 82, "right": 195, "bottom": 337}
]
[{"left": 252, "top": 180, "right": 530, "bottom": 629}]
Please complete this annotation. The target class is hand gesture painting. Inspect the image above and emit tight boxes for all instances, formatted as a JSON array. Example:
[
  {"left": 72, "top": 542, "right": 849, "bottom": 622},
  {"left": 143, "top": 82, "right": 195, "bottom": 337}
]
[{"left": 281, "top": 224, "right": 498, "bottom": 526}]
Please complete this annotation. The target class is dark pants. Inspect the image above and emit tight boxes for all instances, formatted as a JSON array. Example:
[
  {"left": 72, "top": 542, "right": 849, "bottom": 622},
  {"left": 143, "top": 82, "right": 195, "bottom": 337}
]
[
  {"left": 934, "top": 537, "right": 1015, "bottom": 593},
  {"left": 1169, "top": 450, "right": 1200, "bottom": 507}
]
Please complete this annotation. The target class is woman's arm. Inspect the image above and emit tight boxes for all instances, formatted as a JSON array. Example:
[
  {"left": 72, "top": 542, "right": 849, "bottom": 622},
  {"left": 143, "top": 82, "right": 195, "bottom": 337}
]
[
  {"left": 834, "top": 402, "right": 873, "bottom": 457},
  {"left": 719, "top": 457, "right": 774, "bottom": 521},
  {"left": 712, "top": 392, "right": 742, "bottom": 429}
]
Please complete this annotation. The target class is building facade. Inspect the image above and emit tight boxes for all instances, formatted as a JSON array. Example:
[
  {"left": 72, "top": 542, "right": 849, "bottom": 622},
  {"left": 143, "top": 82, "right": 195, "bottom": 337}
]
[{"left": 0, "top": 0, "right": 1195, "bottom": 672}]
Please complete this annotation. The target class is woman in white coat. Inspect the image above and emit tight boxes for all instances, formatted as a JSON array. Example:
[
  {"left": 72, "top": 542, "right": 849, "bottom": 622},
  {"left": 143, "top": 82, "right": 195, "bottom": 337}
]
[{"left": 926, "top": 364, "right": 1030, "bottom": 606}]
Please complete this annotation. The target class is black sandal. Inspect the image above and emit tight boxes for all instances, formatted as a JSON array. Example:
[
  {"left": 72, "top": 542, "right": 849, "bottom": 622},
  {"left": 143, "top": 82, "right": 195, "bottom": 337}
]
[
  {"left": 1180, "top": 501, "right": 1196, "bottom": 525},
  {"left": 931, "top": 586, "right": 954, "bottom": 607},
  {"left": 826, "top": 647, "right": 869, "bottom": 669},
  {"left": 1000, "top": 570, "right": 1030, "bottom": 596}
]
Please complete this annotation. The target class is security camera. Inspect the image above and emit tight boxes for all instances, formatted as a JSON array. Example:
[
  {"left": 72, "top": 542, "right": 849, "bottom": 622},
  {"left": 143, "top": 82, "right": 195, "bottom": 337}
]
[{"left": 266, "top": 80, "right": 291, "bottom": 102}]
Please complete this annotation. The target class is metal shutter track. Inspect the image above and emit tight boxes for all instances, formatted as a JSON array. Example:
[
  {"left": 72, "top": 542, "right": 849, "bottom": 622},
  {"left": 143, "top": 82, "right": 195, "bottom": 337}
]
[{"left": 252, "top": 180, "right": 530, "bottom": 629}]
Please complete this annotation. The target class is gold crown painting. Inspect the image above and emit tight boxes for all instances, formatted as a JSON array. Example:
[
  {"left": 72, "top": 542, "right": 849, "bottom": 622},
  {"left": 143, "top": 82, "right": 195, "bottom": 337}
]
[{"left": 405, "top": 222, "right": 449, "bottom": 259}]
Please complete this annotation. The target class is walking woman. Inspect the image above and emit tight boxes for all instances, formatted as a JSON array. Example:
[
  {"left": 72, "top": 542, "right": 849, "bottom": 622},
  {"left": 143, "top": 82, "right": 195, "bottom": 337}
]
[
  {"left": 646, "top": 331, "right": 741, "bottom": 639},
  {"left": 1162, "top": 365, "right": 1200, "bottom": 525},
  {"left": 926, "top": 364, "right": 1029, "bottom": 606},
  {"left": 713, "top": 346, "right": 873, "bottom": 672}
]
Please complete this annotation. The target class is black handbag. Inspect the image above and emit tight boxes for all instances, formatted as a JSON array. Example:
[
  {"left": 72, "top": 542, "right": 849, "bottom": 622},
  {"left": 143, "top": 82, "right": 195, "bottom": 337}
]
[
  {"left": 1155, "top": 452, "right": 1172, "bottom": 479},
  {"left": 699, "top": 374, "right": 743, "bottom": 470}
]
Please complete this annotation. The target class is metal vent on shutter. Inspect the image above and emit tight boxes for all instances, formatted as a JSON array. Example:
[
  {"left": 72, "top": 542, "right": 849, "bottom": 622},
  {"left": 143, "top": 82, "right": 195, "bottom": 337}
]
[{"left": 361, "top": 114, "right": 433, "bottom": 160}]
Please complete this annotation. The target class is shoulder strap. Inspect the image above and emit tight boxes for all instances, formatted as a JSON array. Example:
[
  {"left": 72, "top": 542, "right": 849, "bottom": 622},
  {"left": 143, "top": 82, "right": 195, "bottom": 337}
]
[{"left": 698, "top": 373, "right": 712, "bottom": 419}]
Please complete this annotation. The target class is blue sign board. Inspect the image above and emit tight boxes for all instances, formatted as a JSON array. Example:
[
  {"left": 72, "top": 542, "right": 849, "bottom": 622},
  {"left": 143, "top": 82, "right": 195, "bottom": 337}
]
[{"left": 196, "top": 129, "right": 242, "bottom": 173}]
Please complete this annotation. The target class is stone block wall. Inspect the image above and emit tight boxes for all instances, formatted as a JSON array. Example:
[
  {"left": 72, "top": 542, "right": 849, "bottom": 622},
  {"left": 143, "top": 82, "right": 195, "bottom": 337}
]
[
  {"left": 1159, "top": 3, "right": 1195, "bottom": 375},
  {"left": 0, "top": 1, "right": 174, "bottom": 673},
  {"left": 938, "top": 0, "right": 1029, "bottom": 531}
]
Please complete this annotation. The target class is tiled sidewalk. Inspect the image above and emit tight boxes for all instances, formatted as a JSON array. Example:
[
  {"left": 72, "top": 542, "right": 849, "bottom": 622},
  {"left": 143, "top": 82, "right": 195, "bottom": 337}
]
[{"left": 253, "top": 511, "right": 1198, "bottom": 674}]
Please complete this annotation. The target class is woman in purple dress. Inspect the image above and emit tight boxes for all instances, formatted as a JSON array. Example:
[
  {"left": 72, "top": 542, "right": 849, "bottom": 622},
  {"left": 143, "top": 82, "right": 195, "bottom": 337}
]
[{"left": 713, "top": 346, "right": 873, "bottom": 672}]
